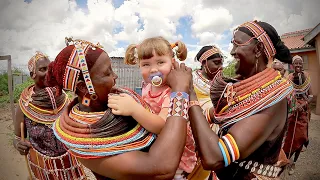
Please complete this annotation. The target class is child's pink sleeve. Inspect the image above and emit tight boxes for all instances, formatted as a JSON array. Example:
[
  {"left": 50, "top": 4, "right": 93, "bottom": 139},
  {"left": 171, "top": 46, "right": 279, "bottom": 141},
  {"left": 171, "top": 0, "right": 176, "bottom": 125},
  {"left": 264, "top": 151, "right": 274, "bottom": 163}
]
[{"left": 161, "top": 96, "right": 170, "bottom": 108}]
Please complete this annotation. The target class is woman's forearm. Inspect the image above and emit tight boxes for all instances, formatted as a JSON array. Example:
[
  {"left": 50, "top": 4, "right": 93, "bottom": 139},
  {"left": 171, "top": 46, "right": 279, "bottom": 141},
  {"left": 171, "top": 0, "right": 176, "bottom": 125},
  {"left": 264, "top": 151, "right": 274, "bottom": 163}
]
[
  {"left": 188, "top": 92, "right": 224, "bottom": 170},
  {"left": 188, "top": 105, "right": 223, "bottom": 170}
]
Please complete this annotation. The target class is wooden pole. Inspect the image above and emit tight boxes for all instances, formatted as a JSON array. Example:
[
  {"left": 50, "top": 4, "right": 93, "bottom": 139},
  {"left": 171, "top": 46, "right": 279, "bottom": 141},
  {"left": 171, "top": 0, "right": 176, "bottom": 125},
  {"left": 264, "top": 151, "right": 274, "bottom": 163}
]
[
  {"left": 0, "top": 55, "right": 15, "bottom": 121},
  {"left": 20, "top": 122, "right": 33, "bottom": 179},
  {"left": 7, "top": 55, "right": 15, "bottom": 121}
]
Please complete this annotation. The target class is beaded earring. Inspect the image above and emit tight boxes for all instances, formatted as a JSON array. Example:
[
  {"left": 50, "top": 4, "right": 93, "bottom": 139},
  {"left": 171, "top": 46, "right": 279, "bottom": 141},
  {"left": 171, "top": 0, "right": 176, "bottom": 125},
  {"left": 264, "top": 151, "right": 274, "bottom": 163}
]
[{"left": 82, "top": 96, "right": 91, "bottom": 106}]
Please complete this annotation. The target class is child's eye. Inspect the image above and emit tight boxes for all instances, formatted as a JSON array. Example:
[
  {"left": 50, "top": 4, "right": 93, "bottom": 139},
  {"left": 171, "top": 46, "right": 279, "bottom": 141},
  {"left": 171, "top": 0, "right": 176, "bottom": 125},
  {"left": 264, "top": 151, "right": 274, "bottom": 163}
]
[
  {"left": 158, "top": 61, "right": 164, "bottom": 65},
  {"left": 142, "top": 64, "right": 149, "bottom": 67}
]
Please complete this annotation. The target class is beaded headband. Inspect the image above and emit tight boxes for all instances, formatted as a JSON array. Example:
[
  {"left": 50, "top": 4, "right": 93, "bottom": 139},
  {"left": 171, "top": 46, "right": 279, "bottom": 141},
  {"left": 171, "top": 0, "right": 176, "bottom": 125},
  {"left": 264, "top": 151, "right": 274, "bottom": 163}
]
[
  {"left": 28, "top": 51, "right": 48, "bottom": 75},
  {"left": 199, "top": 45, "right": 223, "bottom": 63},
  {"left": 63, "top": 38, "right": 103, "bottom": 99},
  {"left": 292, "top": 55, "right": 303, "bottom": 64},
  {"left": 237, "top": 20, "right": 276, "bottom": 61}
]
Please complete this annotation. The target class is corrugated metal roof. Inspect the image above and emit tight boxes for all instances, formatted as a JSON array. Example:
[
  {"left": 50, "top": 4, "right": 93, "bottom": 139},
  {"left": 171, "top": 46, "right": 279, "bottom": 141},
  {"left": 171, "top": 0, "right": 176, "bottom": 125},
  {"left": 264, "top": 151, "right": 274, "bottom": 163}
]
[{"left": 281, "top": 28, "right": 313, "bottom": 50}]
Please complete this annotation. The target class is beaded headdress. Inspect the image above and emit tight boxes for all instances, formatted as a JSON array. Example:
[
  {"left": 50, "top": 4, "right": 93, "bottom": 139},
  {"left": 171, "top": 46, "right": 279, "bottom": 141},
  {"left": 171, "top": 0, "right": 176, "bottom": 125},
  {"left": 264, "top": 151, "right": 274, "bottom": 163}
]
[
  {"left": 63, "top": 37, "right": 103, "bottom": 99},
  {"left": 28, "top": 51, "right": 48, "bottom": 77},
  {"left": 236, "top": 20, "right": 276, "bottom": 61},
  {"left": 292, "top": 55, "right": 303, "bottom": 64},
  {"left": 199, "top": 45, "right": 223, "bottom": 63}
]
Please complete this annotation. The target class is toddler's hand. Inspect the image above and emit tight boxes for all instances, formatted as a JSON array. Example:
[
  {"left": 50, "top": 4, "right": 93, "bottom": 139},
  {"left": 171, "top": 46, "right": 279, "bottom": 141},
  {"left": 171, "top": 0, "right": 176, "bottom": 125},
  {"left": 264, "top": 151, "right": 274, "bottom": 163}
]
[{"left": 108, "top": 93, "right": 138, "bottom": 116}]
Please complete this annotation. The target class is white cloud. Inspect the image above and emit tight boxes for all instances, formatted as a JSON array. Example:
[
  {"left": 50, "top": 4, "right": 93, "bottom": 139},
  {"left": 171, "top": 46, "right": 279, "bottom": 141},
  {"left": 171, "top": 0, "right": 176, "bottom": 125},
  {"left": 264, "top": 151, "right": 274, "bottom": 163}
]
[
  {"left": 195, "top": 32, "right": 225, "bottom": 46},
  {"left": 109, "top": 47, "right": 125, "bottom": 57},
  {"left": 0, "top": 0, "right": 118, "bottom": 68},
  {"left": 189, "top": 6, "right": 233, "bottom": 46},
  {"left": 184, "top": 47, "right": 201, "bottom": 70},
  {"left": 191, "top": 6, "right": 233, "bottom": 34},
  {"left": 0, "top": 0, "right": 319, "bottom": 71},
  {"left": 113, "top": 0, "right": 190, "bottom": 44}
]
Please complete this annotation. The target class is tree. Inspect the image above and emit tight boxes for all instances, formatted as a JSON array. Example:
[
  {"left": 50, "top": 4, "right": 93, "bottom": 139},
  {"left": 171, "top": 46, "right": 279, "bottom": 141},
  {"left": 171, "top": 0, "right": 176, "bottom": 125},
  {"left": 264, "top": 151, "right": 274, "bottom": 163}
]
[{"left": 223, "top": 60, "right": 236, "bottom": 78}]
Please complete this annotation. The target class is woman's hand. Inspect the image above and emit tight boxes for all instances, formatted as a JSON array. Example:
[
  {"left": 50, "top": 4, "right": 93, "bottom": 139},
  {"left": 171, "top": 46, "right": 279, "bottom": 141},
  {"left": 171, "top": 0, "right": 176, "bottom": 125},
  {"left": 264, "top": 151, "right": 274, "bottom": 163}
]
[
  {"left": 108, "top": 93, "right": 139, "bottom": 116},
  {"left": 167, "top": 62, "right": 192, "bottom": 93},
  {"left": 13, "top": 138, "right": 31, "bottom": 155}
]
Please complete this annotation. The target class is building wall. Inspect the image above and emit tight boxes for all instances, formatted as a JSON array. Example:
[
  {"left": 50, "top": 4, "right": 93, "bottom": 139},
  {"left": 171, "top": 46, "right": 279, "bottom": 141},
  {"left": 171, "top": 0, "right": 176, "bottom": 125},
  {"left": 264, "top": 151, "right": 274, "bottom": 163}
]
[{"left": 315, "top": 35, "right": 320, "bottom": 114}]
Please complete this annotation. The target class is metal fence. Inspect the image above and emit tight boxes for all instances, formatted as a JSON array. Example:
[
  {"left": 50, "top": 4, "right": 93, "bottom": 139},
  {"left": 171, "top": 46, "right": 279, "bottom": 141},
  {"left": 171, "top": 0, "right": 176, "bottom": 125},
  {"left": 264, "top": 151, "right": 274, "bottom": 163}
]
[
  {"left": 111, "top": 57, "right": 143, "bottom": 91},
  {"left": 1, "top": 57, "right": 143, "bottom": 92}
]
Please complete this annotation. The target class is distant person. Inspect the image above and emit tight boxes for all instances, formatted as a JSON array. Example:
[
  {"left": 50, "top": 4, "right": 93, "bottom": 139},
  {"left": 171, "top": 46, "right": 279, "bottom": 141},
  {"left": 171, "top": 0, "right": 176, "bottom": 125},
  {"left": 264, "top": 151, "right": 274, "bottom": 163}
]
[
  {"left": 189, "top": 45, "right": 224, "bottom": 179},
  {"left": 283, "top": 55, "right": 313, "bottom": 175},
  {"left": 13, "top": 51, "right": 85, "bottom": 179}
]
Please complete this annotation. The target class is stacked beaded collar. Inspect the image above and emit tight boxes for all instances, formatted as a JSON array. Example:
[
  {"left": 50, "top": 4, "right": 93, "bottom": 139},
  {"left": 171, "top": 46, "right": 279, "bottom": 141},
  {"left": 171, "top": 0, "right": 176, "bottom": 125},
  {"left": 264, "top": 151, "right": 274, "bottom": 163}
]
[
  {"left": 19, "top": 85, "right": 69, "bottom": 125},
  {"left": 289, "top": 73, "right": 311, "bottom": 96},
  {"left": 52, "top": 87, "right": 156, "bottom": 159},
  {"left": 210, "top": 68, "right": 293, "bottom": 135}
]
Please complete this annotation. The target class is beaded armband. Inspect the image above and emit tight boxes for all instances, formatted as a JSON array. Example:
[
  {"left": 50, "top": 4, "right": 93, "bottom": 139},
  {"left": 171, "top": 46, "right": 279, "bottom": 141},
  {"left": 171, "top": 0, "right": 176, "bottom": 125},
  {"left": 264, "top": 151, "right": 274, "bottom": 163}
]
[
  {"left": 218, "top": 133, "right": 240, "bottom": 167},
  {"left": 167, "top": 92, "right": 189, "bottom": 120}
]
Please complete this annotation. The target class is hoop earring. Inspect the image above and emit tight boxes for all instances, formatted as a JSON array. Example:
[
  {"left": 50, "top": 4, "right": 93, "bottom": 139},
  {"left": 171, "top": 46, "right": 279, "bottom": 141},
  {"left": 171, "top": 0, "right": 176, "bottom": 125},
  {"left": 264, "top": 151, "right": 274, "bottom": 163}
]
[{"left": 90, "top": 93, "right": 98, "bottom": 100}]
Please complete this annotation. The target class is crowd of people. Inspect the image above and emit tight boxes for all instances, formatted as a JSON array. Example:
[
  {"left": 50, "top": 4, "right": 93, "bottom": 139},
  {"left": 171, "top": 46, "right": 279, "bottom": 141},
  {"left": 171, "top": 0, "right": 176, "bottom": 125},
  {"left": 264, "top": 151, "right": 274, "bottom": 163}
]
[{"left": 12, "top": 20, "right": 313, "bottom": 180}]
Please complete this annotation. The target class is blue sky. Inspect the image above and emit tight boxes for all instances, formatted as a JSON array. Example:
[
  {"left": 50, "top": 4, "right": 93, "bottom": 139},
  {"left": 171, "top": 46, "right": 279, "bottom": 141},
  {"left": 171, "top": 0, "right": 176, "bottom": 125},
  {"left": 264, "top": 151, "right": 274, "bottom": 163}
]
[
  {"left": 76, "top": 1, "right": 216, "bottom": 47},
  {"left": 72, "top": 0, "right": 236, "bottom": 66}
]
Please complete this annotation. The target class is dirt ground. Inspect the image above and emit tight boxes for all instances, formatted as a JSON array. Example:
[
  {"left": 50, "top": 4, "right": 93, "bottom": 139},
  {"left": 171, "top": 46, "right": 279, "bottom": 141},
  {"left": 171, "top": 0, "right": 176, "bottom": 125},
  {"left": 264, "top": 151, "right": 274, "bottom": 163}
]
[{"left": 0, "top": 103, "right": 319, "bottom": 180}]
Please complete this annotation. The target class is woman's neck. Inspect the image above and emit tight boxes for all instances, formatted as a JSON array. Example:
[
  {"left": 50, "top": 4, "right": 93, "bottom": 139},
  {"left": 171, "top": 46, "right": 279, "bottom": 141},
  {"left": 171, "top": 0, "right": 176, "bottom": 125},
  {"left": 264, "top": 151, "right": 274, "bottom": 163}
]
[
  {"left": 78, "top": 98, "right": 108, "bottom": 113},
  {"left": 201, "top": 68, "right": 214, "bottom": 81},
  {"left": 200, "top": 68, "right": 208, "bottom": 79},
  {"left": 242, "top": 62, "right": 267, "bottom": 80},
  {"left": 33, "top": 84, "right": 44, "bottom": 93},
  {"left": 294, "top": 71, "right": 304, "bottom": 76}
]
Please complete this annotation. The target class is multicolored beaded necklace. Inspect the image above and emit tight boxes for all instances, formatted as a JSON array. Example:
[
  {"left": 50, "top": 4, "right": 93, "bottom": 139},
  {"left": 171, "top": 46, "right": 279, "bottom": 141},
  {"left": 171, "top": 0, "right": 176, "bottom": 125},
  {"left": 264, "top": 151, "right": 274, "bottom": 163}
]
[
  {"left": 193, "top": 70, "right": 211, "bottom": 95},
  {"left": 289, "top": 73, "right": 311, "bottom": 96},
  {"left": 53, "top": 87, "right": 156, "bottom": 159},
  {"left": 211, "top": 68, "right": 293, "bottom": 135},
  {"left": 19, "top": 85, "right": 69, "bottom": 126}
]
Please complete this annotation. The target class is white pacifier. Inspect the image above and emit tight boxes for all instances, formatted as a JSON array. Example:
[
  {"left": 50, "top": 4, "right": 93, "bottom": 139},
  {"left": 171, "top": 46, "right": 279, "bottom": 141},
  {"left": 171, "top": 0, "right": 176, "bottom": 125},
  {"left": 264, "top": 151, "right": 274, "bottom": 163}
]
[{"left": 149, "top": 72, "right": 163, "bottom": 87}]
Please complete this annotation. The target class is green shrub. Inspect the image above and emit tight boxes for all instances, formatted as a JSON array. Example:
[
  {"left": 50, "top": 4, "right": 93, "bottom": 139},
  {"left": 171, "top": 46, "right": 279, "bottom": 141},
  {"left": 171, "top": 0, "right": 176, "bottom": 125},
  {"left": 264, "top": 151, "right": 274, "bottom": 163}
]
[
  {"left": 0, "top": 73, "right": 8, "bottom": 95},
  {"left": 223, "top": 60, "right": 237, "bottom": 78},
  {"left": 13, "top": 79, "right": 34, "bottom": 102}
]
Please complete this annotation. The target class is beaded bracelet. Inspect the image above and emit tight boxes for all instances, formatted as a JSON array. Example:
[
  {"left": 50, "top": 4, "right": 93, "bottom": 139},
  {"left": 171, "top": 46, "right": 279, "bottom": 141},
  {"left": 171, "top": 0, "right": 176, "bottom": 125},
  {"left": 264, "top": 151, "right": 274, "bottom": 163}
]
[
  {"left": 14, "top": 135, "right": 21, "bottom": 148},
  {"left": 218, "top": 133, "right": 240, "bottom": 167},
  {"left": 14, "top": 135, "right": 21, "bottom": 141},
  {"left": 167, "top": 92, "right": 189, "bottom": 120}
]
